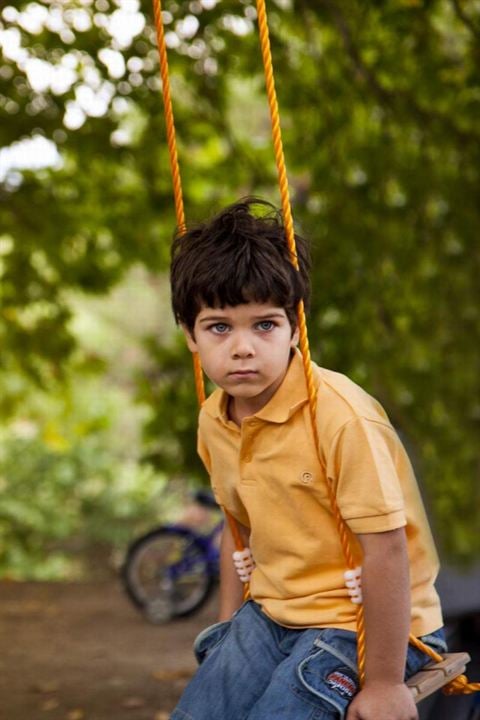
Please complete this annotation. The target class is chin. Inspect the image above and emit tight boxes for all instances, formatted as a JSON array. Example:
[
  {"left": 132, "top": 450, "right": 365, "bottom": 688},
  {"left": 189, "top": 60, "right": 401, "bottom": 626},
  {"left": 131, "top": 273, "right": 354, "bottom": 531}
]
[{"left": 231, "top": 387, "right": 264, "bottom": 398}]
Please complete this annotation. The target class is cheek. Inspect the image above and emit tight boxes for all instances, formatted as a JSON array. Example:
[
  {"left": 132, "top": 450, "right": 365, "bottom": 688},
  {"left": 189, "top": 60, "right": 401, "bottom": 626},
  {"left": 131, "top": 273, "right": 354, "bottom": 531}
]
[{"left": 203, "top": 345, "right": 224, "bottom": 367}]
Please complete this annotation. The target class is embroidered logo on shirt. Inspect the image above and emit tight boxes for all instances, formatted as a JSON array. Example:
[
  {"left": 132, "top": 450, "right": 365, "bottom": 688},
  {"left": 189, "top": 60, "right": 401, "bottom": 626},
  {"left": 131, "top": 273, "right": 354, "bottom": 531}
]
[
  {"left": 301, "top": 471, "right": 313, "bottom": 484},
  {"left": 325, "top": 671, "right": 357, "bottom": 698}
]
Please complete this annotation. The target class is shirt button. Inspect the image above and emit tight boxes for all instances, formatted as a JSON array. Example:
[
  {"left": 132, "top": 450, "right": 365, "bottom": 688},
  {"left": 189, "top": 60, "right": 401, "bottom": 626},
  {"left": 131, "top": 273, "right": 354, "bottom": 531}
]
[{"left": 244, "top": 453, "right": 252, "bottom": 463}]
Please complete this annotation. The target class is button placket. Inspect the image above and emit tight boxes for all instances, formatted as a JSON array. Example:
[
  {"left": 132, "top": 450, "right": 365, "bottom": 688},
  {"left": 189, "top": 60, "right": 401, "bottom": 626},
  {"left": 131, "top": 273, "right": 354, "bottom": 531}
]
[{"left": 240, "top": 420, "right": 258, "bottom": 476}]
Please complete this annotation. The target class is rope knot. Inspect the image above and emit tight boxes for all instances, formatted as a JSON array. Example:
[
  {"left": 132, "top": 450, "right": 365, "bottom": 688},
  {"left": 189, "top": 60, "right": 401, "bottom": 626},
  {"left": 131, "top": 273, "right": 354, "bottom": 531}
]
[{"left": 443, "top": 674, "right": 468, "bottom": 695}]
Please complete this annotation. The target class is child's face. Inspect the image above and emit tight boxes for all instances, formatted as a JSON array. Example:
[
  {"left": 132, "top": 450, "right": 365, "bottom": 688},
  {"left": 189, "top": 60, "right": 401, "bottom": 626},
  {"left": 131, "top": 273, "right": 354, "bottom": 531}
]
[{"left": 183, "top": 302, "right": 299, "bottom": 417}]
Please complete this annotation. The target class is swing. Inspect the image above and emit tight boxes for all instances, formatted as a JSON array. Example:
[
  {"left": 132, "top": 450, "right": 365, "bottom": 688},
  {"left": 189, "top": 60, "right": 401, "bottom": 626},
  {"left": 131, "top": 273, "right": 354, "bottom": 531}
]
[{"left": 151, "top": 0, "right": 479, "bottom": 704}]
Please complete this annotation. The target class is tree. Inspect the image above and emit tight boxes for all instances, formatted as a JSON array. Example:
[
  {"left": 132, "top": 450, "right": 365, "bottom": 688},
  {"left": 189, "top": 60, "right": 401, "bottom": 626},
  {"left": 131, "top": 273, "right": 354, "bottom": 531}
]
[{"left": 1, "top": 0, "right": 479, "bottom": 562}]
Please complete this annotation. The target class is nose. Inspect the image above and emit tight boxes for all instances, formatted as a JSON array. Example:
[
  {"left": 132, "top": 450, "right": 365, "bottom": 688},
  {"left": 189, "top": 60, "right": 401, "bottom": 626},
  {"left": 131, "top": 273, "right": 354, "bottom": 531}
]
[{"left": 230, "top": 331, "right": 255, "bottom": 359}]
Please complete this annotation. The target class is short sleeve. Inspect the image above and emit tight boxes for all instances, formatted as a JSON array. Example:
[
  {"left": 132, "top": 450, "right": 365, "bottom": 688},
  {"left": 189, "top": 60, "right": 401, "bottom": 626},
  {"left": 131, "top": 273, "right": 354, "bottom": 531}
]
[{"left": 327, "top": 417, "right": 406, "bottom": 534}]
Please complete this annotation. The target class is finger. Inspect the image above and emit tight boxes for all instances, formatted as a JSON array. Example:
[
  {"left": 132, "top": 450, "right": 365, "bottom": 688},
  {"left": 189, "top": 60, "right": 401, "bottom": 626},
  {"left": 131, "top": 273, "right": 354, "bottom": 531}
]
[{"left": 345, "top": 708, "right": 360, "bottom": 720}]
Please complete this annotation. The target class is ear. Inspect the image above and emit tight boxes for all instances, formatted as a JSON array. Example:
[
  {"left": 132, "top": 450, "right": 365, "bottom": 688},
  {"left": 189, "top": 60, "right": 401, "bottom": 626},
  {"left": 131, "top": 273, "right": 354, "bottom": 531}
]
[
  {"left": 291, "top": 325, "right": 300, "bottom": 347},
  {"left": 181, "top": 324, "right": 198, "bottom": 353}
]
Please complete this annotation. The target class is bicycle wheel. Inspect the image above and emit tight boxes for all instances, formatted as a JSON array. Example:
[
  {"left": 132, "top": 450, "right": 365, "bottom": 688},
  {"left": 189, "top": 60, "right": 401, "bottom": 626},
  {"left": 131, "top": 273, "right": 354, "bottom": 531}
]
[{"left": 122, "top": 526, "right": 215, "bottom": 623}]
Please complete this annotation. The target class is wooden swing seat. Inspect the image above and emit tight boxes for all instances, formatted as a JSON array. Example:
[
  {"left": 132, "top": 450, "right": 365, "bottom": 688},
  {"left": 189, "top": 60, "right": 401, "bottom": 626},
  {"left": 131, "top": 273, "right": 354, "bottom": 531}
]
[{"left": 407, "top": 652, "right": 471, "bottom": 703}]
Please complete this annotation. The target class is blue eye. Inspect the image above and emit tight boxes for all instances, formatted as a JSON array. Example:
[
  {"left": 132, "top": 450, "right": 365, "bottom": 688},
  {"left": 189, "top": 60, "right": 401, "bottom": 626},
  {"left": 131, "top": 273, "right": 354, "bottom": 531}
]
[
  {"left": 257, "top": 320, "right": 275, "bottom": 331},
  {"left": 211, "top": 323, "right": 229, "bottom": 334}
]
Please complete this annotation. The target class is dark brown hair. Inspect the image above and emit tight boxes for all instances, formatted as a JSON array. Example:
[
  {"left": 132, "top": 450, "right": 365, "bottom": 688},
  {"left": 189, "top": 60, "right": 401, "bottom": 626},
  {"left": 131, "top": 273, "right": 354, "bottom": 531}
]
[{"left": 170, "top": 198, "right": 311, "bottom": 333}]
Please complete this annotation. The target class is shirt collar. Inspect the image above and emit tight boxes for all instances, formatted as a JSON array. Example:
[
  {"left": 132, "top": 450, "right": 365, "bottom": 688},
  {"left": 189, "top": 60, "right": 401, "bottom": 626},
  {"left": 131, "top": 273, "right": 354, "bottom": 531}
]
[{"left": 202, "top": 350, "right": 314, "bottom": 425}]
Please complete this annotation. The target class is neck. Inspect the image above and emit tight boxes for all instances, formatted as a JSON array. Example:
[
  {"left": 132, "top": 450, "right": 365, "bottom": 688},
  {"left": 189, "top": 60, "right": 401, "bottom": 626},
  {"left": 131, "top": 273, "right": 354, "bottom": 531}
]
[
  {"left": 227, "top": 372, "right": 288, "bottom": 426},
  {"left": 227, "top": 396, "right": 259, "bottom": 426}
]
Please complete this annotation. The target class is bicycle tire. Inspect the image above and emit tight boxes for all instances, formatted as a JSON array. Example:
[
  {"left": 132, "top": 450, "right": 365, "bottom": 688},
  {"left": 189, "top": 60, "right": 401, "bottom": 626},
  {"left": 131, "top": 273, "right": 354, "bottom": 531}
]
[{"left": 121, "top": 526, "right": 215, "bottom": 623}]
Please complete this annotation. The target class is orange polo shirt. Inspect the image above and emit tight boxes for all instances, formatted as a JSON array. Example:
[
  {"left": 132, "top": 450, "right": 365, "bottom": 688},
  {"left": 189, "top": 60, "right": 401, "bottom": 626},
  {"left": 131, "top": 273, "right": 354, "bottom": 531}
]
[{"left": 198, "top": 351, "right": 443, "bottom": 635}]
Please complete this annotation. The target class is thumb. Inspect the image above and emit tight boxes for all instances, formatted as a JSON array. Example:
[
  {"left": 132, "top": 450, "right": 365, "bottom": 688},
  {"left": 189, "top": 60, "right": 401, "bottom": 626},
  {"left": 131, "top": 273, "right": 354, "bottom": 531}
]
[{"left": 346, "top": 705, "right": 361, "bottom": 720}]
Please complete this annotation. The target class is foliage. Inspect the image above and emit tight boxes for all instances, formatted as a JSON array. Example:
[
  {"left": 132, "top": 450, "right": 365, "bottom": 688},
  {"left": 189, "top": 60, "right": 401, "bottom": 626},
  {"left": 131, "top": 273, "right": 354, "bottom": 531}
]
[
  {"left": 0, "top": 373, "right": 176, "bottom": 579},
  {"left": 0, "top": 435, "right": 159, "bottom": 579},
  {"left": 0, "top": 269, "right": 185, "bottom": 579},
  {"left": 135, "top": 334, "right": 207, "bottom": 479},
  {"left": 1, "top": 0, "right": 479, "bottom": 565}
]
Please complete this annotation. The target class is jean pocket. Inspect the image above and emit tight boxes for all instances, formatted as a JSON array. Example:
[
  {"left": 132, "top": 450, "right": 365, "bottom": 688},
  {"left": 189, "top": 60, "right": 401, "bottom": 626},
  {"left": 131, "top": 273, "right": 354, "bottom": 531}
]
[
  {"left": 405, "top": 628, "right": 447, "bottom": 679},
  {"left": 292, "top": 630, "right": 359, "bottom": 720},
  {"left": 193, "top": 620, "right": 231, "bottom": 665}
]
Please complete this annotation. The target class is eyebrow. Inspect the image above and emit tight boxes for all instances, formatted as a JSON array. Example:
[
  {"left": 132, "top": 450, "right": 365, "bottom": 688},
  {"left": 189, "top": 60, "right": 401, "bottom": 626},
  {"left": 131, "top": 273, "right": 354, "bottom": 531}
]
[
  {"left": 198, "top": 316, "right": 230, "bottom": 324},
  {"left": 198, "top": 312, "right": 286, "bottom": 324},
  {"left": 252, "top": 312, "right": 286, "bottom": 320}
]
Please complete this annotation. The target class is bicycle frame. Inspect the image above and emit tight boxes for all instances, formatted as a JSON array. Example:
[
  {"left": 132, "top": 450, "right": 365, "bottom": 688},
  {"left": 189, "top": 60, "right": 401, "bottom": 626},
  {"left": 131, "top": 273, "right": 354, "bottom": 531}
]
[{"left": 162, "top": 520, "right": 223, "bottom": 581}]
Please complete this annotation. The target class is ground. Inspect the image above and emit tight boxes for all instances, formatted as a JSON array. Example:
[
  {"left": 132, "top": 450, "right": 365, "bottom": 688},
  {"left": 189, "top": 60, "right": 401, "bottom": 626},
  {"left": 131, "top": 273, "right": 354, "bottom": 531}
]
[
  {"left": 2, "top": 580, "right": 480, "bottom": 720},
  {"left": 0, "top": 580, "right": 216, "bottom": 720}
]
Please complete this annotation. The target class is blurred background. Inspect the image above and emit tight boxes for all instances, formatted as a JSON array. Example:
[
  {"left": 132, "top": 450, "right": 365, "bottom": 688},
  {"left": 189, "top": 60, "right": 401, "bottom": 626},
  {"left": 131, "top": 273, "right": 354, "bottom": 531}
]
[{"left": 1, "top": 0, "right": 479, "bottom": 717}]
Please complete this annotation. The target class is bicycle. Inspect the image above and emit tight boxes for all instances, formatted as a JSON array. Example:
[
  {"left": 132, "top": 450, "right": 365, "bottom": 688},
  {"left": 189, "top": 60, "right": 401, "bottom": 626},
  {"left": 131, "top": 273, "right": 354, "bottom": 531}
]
[{"left": 122, "top": 491, "right": 222, "bottom": 624}]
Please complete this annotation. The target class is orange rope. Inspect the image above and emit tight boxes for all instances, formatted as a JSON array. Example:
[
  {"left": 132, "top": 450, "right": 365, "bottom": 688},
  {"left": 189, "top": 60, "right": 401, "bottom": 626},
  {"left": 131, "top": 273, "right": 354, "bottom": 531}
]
[
  {"left": 255, "top": 0, "right": 480, "bottom": 695},
  {"left": 255, "top": 0, "right": 368, "bottom": 683},
  {"left": 152, "top": 0, "right": 184, "bottom": 232},
  {"left": 192, "top": 352, "right": 206, "bottom": 405},
  {"left": 254, "top": 0, "right": 296, "bottom": 269},
  {"left": 257, "top": 0, "right": 480, "bottom": 694},
  {"left": 152, "top": 0, "right": 205, "bottom": 405},
  {"left": 152, "top": 0, "right": 478, "bottom": 697},
  {"left": 443, "top": 676, "right": 480, "bottom": 696}
]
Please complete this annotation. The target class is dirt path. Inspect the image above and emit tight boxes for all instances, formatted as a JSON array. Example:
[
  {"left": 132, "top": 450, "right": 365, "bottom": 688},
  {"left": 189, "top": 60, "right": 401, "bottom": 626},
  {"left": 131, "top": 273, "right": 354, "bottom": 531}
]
[
  {"left": 3, "top": 580, "right": 480, "bottom": 720},
  {"left": 0, "top": 581, "right": 217, "bottom": 720}
]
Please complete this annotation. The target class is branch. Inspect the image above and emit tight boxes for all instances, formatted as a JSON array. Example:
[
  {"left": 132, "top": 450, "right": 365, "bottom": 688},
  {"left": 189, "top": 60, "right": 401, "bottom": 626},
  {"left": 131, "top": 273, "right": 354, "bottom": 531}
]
[
  {"left": 323, "top": 0, "right": 480, "bottom": 145},
  {"left": 322, "top": 0, "right": 392, "bottom": 106},
  {"left": 450, "top": 0, "right": 480, "bottom": 41}
]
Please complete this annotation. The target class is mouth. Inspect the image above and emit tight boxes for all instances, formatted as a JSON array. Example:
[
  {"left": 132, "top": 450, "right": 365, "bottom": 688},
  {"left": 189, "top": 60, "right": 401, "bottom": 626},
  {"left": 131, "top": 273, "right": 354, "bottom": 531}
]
[{"left": 228, "top": 370, "right": 258, "bottom": 378}]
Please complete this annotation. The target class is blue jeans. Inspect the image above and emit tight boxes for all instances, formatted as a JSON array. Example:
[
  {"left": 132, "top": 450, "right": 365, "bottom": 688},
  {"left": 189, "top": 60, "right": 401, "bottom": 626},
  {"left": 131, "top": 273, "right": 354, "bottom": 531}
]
[{"left": 171, "top": 600, "right": 446, "bottom": 720}]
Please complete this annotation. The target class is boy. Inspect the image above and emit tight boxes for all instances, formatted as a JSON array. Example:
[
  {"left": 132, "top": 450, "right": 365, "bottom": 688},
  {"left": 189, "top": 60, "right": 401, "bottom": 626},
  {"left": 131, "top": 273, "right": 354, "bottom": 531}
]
[{"left": 169, "top": 198, "right": 445, "bottom": 720}]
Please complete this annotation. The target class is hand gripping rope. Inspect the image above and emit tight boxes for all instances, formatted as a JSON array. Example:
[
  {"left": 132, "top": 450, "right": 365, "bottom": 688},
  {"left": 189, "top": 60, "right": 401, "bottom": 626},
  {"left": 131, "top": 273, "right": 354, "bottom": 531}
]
[
  {"left": 344, "top": 566, "right": 363, "bottom": 605},
  {"left": 233, "top": 548, "right": 256, "bottom": 583},
  {"left": 151, "top": 0, "right": 480, "bottom": 699}
]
